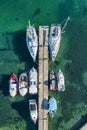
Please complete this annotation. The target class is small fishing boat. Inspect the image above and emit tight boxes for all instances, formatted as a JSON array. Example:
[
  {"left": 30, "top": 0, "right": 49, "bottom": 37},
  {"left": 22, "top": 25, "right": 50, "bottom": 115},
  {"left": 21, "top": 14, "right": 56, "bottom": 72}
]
[
  {"left": 19, "top": 73, "right": 28, "bottom": 96},
  {"left": 26, "top": 21, "right": 38, "bottom": 62},
  {"left": 49, "top": 71, "right": 57, "bottom": 90},
  {"left": 49, "top": 24, "right": 61, "bottom": 61},
  {"left": 9, "top": 73, "right": 18, "bottom": 97},
  {"left": 29, "top": 67, "right": 37, "bottom": 94},
  {"left": 57, "top": 69, "right": 65, "bottom": 91},
  {"left": 29, "top": 99, "right": 38, "bottom": 124},
  {"left": 49, "top": 97, "right": 57, "bottom": 118}
]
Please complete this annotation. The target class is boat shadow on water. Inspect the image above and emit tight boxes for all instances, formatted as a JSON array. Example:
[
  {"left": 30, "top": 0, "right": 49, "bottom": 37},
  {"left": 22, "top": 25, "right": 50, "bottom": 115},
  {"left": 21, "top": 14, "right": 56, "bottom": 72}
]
[
  {"left": 0, "top": 74, "right": 9, "bottom": 96},
  {"left": 12, "top": 30, "right": 37, "bottom": 70},
  {"left": 41, "top": 98, "right": 48, "bottom": 110},
  {"left": 11, "top": 94, "right": 38, "bottom": 130},
  {"left": 70, "top": 114, "right": 87, "bottom": 130}
]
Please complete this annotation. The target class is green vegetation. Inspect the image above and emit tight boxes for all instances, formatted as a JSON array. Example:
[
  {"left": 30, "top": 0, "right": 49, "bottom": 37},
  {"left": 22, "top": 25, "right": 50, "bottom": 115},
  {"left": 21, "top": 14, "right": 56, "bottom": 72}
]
[{"left": 0, "top": 120, "right": 26, "bottom": 130}]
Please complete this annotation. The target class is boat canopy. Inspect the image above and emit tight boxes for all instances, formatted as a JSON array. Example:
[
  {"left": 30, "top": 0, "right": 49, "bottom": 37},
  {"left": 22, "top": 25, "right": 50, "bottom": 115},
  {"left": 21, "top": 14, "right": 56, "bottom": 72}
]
[
  {"left": 49, "top": 97, "right": 57, "bottom": 111},
  {"left": 28, "top": 37, "right": 32, "bottom": 42}
]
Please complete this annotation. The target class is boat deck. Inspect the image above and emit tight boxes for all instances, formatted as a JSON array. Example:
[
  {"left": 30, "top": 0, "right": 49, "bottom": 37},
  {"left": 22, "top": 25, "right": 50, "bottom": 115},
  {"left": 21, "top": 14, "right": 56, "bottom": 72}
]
[{"left": 38, "top": 26, "right": 49, "bottom": 130}]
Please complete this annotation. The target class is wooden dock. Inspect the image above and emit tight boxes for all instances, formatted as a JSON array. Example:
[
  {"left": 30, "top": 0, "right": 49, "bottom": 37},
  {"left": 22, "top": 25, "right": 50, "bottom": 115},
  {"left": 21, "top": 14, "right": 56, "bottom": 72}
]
[{"left": 38, "top": 26, "right": 49, "bottom": 130}]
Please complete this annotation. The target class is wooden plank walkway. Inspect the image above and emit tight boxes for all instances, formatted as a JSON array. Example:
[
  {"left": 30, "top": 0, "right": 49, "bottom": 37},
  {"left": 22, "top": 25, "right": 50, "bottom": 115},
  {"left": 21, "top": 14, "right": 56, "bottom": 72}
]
[{"left": 38, "top": 26, "right": 49, "bottom": 130}]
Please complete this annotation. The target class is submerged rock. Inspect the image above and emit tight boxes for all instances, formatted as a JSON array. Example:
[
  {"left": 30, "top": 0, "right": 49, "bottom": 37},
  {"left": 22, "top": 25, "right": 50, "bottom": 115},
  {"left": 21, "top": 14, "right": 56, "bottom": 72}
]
[
  {"left": 83, "top": 7, "right": 87, "bottom": 15},
  {"left": 83, "top": 7, "right": 87, "bottom": 12},
  {"left": 47, "top": 13, "right": 50, "bottom": 16},
  {"left": 15, "top": 17, "right": 19, "bottom": 21}
]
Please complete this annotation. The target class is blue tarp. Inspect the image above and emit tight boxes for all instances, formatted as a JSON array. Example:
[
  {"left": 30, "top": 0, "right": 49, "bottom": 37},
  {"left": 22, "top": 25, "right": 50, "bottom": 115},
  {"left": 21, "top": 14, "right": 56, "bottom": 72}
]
[
  {"left": 28, "top": 37, "right": 32, "bottom": 42},
  {"left": 49, "top": 97, "right": 57, "bottom": 111}
]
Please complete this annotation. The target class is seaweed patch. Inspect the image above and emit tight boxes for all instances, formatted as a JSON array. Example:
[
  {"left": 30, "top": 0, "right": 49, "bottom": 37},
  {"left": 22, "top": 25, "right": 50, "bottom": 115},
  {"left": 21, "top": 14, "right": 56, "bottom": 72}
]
[{"left": 32, "top": 8, "right": 41, "bottom": 17}]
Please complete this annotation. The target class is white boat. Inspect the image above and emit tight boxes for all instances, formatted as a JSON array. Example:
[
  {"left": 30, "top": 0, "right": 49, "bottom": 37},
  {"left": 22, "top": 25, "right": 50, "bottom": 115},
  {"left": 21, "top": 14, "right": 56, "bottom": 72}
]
[
  {"left": 9, "top": 73, "right": 18, "bottom": 97},
  {"left": 19, "top": 73, "right": 28, "bottom": 96},
  {"left": 29, "top": 99, "right": 38, "bottom": 124},
  {"left": 29, "top": 67, "right": 37, "bottom": 94},
  {"left": 26, "top": 21, "right": 38, "bottom": 62},
  {"left": 49, "top": 24, "right": 61, "bottom": 61},
  {"left": 57, "top": 69, "right": 65, "bottom": 91}
]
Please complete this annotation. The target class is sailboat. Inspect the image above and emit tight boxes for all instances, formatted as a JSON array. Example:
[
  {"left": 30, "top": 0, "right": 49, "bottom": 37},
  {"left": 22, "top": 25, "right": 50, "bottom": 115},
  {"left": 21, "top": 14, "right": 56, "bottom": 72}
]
[
  {"left": 9, "top": 73, "right": 18, "bottom": 97},
  {"left": 29, "top": 67, "right": 37, "bottom": 94},
  {"left": 49, "top": 16, "right": 70, "bottom": 61},
  {"left": 29, "top": 99, "right": 38, "bottom": 124},
  {"left": 26, "top": 21, "right": 38, "bottom": 62},
  {"left": 49, "top": 24, "right": 61, "bottom": 61}
]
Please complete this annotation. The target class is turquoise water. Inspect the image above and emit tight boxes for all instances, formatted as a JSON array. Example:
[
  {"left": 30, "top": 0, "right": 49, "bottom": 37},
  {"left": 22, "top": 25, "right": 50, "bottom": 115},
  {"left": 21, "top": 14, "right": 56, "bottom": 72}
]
[{"left": 0, "top": 0, "right": 87, "bottom": 130}]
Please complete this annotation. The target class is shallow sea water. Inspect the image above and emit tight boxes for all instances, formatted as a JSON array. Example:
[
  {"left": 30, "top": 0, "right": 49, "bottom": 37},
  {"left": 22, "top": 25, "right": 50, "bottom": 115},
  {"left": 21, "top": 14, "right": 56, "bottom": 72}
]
[{"left": 0, "top": 0, "right": 87, "bottom": 130}]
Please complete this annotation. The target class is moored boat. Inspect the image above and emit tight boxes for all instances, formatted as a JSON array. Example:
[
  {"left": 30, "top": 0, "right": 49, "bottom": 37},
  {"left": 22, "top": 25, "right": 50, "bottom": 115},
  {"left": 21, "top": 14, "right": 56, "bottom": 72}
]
[
  {"left": 29, "top": 99, "right": 38, "bottom": 124},
  {"left": 57, "top": 69, "right": 65, "bottom": 91},
  {"left": 26, "top": 21, "right": 38, "bottom": 62},
  {"left": 9, "top": 73, "right": 18, "bottom": 97},
  {"left": 29, "top": 67, "right": 37, "bottom": 94},
  {"left": 49, "top": 96, "right": 57, "bottom": 118},
  {"left": 49, "top": 24, "right": 61, "bottom": 61},
  {"left": 19, "top": 73, "right": 28, "bottom": 96},
  {"left": 49, "top": 71, "right": 57, "bottom": 90}
]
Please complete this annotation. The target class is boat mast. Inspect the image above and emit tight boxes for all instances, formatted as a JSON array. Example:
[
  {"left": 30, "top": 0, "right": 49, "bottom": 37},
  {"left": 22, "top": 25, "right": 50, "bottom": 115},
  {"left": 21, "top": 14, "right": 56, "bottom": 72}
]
[{"left": 61, "top": 16, "right": 70, "bottom": 32}]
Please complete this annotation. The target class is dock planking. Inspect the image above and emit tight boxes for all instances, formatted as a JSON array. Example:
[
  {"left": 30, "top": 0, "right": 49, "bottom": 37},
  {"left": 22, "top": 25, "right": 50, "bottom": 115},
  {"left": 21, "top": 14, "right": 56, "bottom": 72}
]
[{"left": 38, "top": 26, "right": 49, "bottom": 130}]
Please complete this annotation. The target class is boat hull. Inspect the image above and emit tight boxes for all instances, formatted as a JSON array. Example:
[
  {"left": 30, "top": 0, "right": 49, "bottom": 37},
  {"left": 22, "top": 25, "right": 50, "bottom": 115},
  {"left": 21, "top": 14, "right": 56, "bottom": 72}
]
[
  {"left": 49, "top": 71, "right": 57, "bottom": 91},
  {"left": 29, "top": 67, "right": 37, "bottom": 94},
  {"left": 49, "top": 97, "right": 57, "bottom": 118},
  {"left": 26, "top": 22, "right": 38, "bottom": 62},
  {"left": 29, "top": 99, "right": 38, "bottom": 123},
  {"left": 19, "top": 73, "right": 28, "bottom": 96},
  {"left": 49, "top": 24, "right": 61, "bottom": 61},
  {"left": 9, "top": 73, "right": 18, "bottom": 97},
  {"left": 57, "top": 70, "right": 65, "bottom": 91}
]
